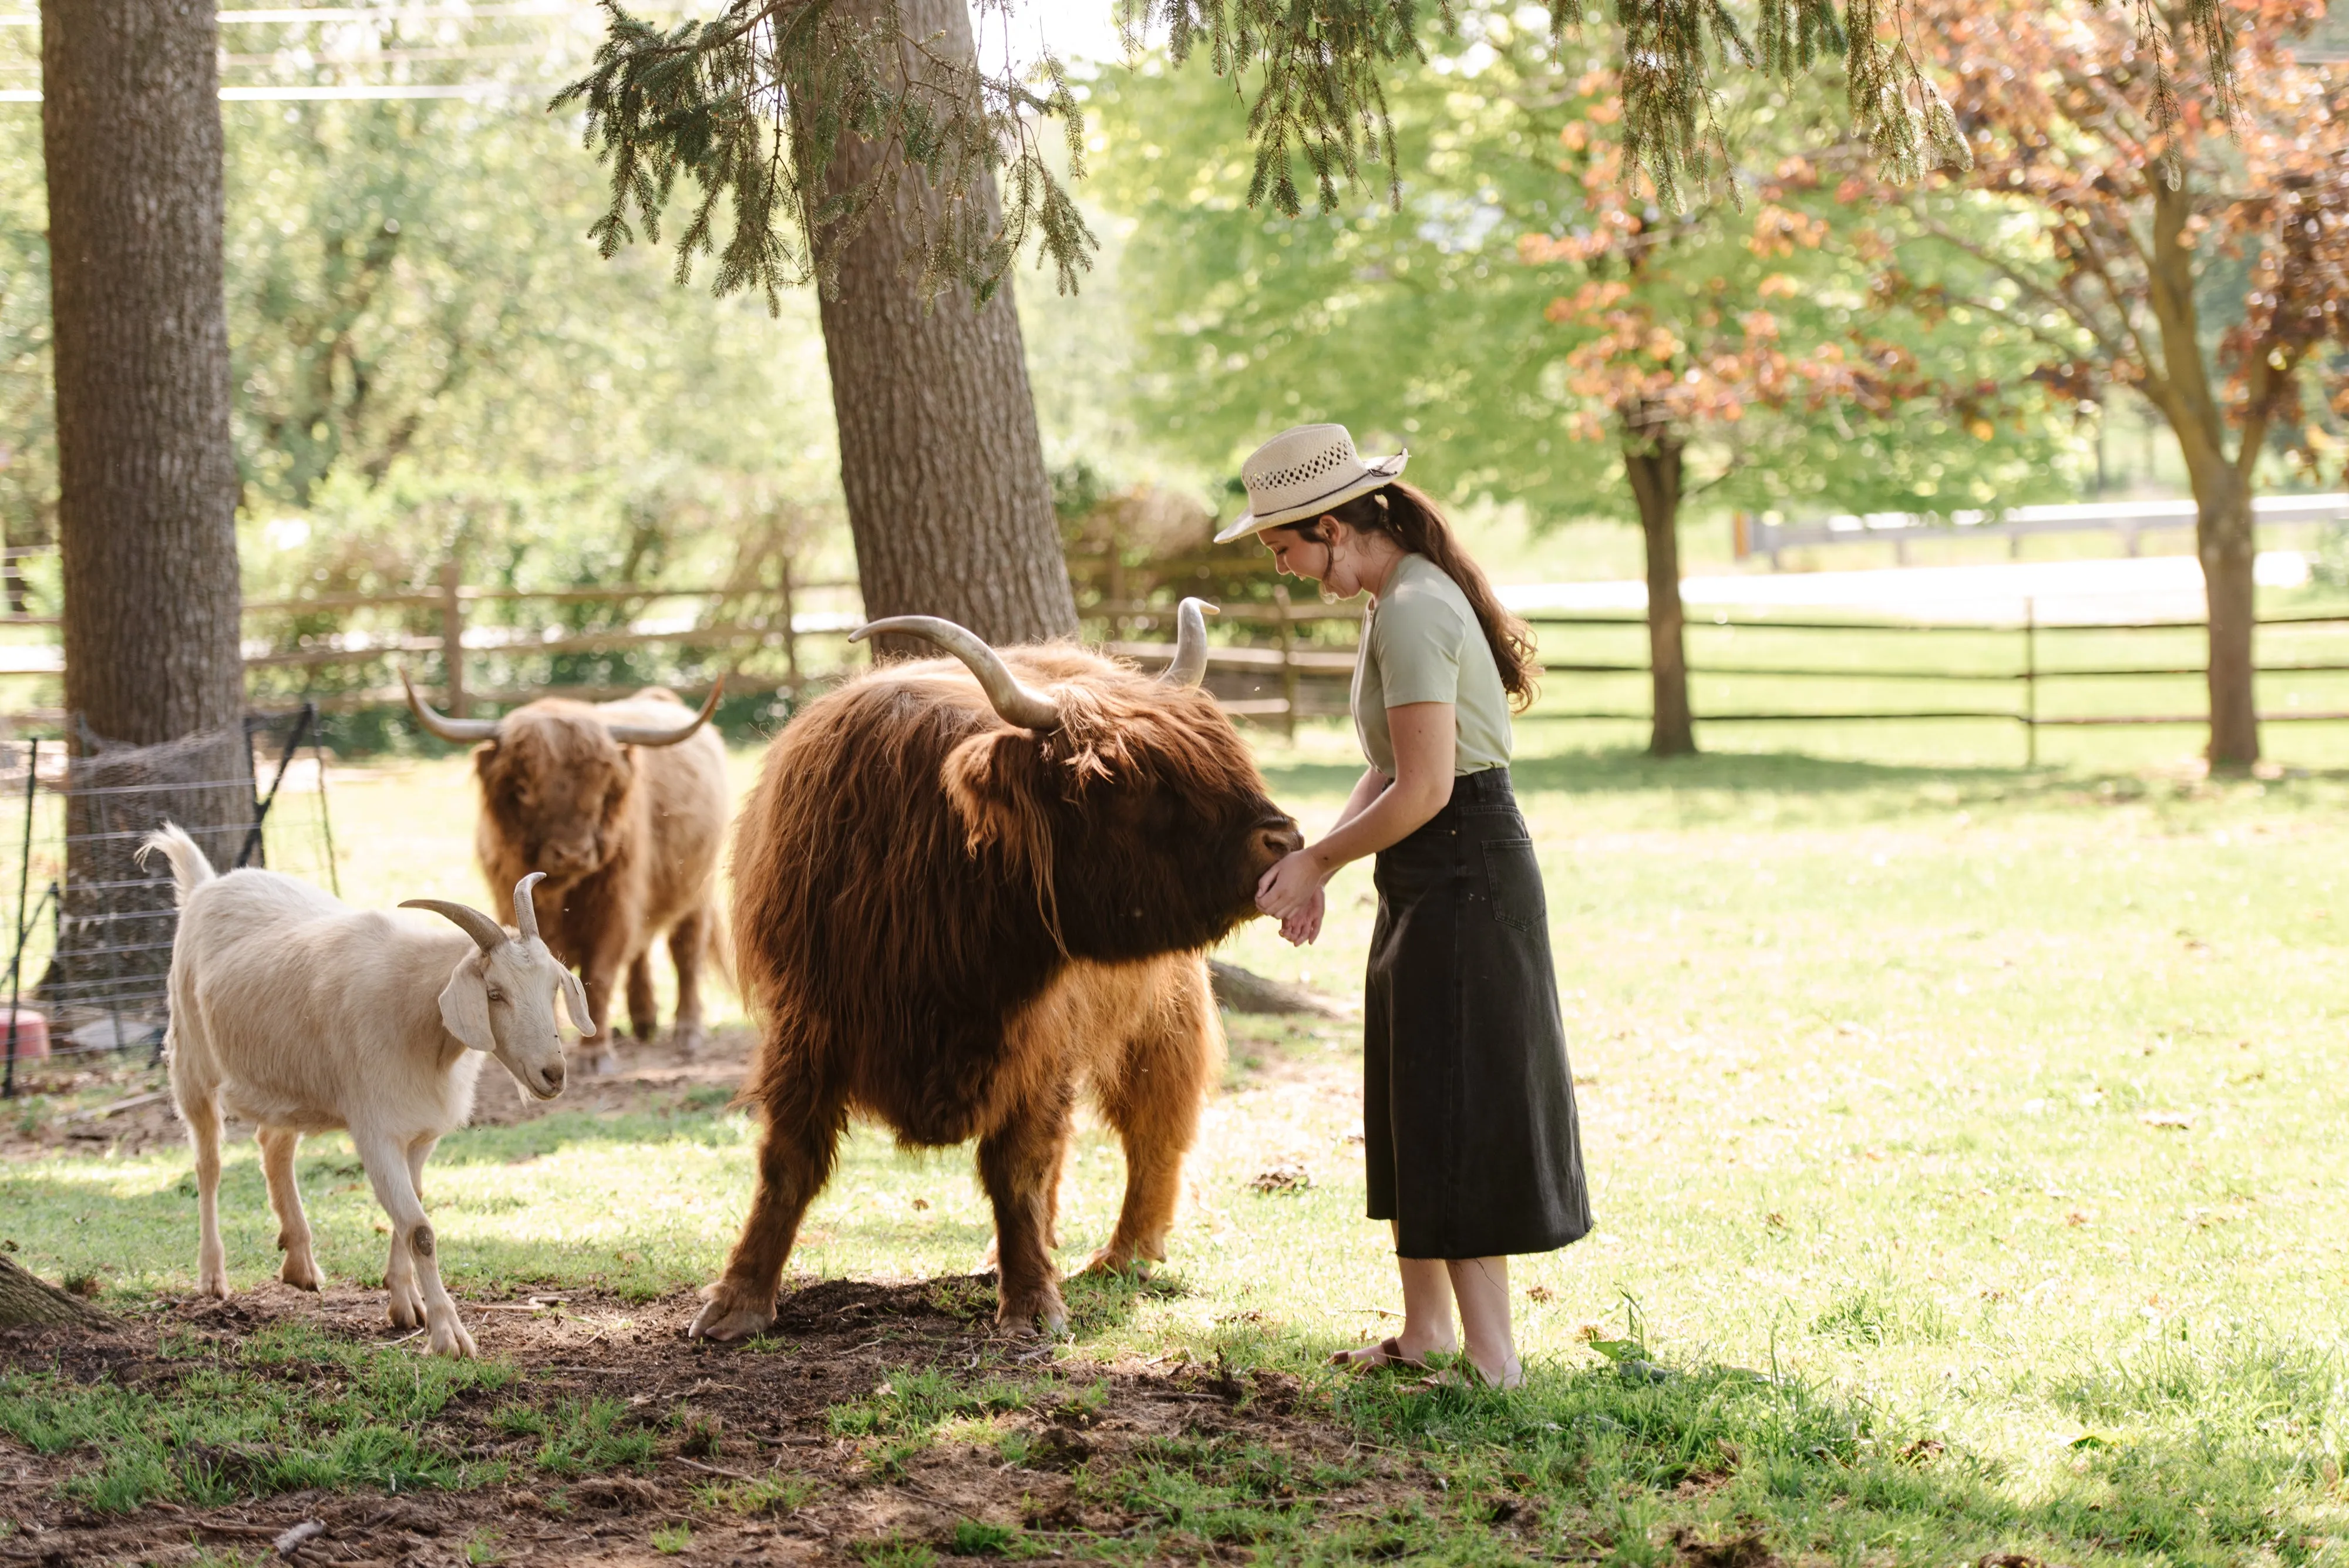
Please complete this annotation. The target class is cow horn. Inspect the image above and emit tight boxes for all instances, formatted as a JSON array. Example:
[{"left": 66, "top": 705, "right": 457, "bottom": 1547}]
[
  {"left": 511, "top": 870, "right": 546, "bottom": 944},
  {"left": 1160, "top": 598, "right": 1215, "bottom": 689},
  {"left": 401, "top": 897, "right": 507, "bottom": 954},
  {"left": 604, "top": 677, "right": 725, "bottom": 747},
  {"left": 850, "top": 615, "right": 1062, "bottom": 732},
  {"left": 401, "top": 668, "right": 501, "bottom": 744}
]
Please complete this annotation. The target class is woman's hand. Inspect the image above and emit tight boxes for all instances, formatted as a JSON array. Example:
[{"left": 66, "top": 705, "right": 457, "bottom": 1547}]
[
  {"left": 1278, "top": 886, "right": 1324, "bottom": 947},
  {"left": 1257, "top": 848, "right": 1329, "bottom": 936}
]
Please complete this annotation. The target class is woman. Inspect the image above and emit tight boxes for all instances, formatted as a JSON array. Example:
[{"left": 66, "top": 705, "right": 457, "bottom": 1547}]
[{"left": 1220, "top": 423, "right": 1591, "bottom": 1389}]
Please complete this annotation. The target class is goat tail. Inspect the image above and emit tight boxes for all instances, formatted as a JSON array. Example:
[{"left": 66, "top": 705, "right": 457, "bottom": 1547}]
[{"left": 139, "top": 822, "right": 217, "bottom": 903}]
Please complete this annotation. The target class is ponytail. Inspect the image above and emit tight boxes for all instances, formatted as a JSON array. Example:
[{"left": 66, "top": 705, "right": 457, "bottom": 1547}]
[{"left": 1325, "top": 482, "right": 1540, "bottom": 713}]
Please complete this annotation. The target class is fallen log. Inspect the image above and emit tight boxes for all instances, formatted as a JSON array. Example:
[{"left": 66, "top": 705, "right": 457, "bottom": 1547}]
[{"left": 1207, "top": 961, "right": 1347, "bottom": 1018}]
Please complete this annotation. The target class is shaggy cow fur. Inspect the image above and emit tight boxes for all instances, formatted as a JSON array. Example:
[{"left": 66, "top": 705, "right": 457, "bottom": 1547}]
[
  {"left": 691, "top": 645, "right": 1301, "bottom": 1339},
  {"left": 472, "top": 689, "right": 729, "bottom": 1064}
]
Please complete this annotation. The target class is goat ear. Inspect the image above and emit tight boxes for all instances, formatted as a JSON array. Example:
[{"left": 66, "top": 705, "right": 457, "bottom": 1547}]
[
  {"left": 436, "top": 955, "right": 496, "bottom": 1054},
  {"left": 554, "top": 961, "right": 594, "bottom": 1038}
]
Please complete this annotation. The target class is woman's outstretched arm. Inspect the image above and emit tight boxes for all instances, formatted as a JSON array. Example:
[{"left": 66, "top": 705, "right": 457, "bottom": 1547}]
[{"left": 1258, "top": 702, "right": 1455, "bottom": 942}]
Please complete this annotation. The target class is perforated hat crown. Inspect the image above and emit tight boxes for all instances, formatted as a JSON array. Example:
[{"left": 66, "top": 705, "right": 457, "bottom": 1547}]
[{"left": 1213, "top": 423, "right": 1408, "bottom": 543}]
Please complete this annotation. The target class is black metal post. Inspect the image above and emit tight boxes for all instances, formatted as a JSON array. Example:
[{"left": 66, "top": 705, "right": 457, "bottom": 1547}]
[{"left": 236, "top": 704, "right": 317, "bottom": 871}]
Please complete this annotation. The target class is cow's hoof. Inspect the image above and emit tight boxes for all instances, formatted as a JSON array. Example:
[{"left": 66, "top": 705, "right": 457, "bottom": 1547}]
[
  {"left": 688, "top": 1285, "right": 775, "bottom": 1342},
  {"left": 998, "top": 1291, "right": 1069, "bottom": 1338},
  {"left": 672, "top": 1021, "right": 706, "bottom": 1061},
  {"left": 1079, "top": 1248, "right": 1153, "bottom": 1281}
]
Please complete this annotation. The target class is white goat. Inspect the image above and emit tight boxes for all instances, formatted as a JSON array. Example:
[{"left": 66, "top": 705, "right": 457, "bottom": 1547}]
[{"left": 144, "top": 823, "right": 591, "bottom": 1357}]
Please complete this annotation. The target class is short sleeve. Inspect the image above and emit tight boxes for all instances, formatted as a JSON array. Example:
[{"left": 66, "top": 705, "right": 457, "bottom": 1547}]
[{"left": 1372, "top": 590, "right": 1466, "bottom": 709}]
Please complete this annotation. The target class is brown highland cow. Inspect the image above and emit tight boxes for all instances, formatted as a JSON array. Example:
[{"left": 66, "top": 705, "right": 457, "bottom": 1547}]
[
  {"left": 690, "top": 602, "right": 1301, "bottom": 1340},
  {"left": 403, "top": 674, "right": 729, "bottom": 1066}
]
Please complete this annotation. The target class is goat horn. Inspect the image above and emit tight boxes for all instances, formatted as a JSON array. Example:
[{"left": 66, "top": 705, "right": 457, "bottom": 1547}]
[
  {"left": 849, "top": 615, "right": 1062, "bottom": 732},
  {"left": 1160, "top": 598, "right": 1215, "bottom": 689},
  {"left": 511, "top": 870, "right": 546, "bottom": 944},
  {"left": 401, "top": 897, "right": 507, "bottom": 954},
  {"left": 604, "top": 677, "right": 725, "bottom": 747},
  {"left": 400, "top": 668, "right": 501, "bottom": 744}
]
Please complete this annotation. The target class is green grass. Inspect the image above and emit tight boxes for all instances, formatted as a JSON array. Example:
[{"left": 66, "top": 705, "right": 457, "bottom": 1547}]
[{"left": 7, "top": 731, "right": 2349, "bottom": 1561}]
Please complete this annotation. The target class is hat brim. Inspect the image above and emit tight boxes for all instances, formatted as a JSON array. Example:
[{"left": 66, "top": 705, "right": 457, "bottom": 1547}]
[{"left": 1213, "top": 452, "right": 1408, "bottom": 544}]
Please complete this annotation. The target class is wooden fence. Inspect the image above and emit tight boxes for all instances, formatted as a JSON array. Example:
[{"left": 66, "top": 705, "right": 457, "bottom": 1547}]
[{"left": 8, "top": 553, "right": 2349, "bottom": 762}]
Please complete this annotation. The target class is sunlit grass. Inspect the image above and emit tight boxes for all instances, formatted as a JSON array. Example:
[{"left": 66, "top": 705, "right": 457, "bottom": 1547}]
[{"left": 7, "top": 731, "right": 2349, "bottom": 1560}]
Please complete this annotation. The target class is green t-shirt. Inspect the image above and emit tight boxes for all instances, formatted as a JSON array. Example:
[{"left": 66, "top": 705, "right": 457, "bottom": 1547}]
[{"left": 1351, "top": 552, "right": 1514, "bottom": 777}]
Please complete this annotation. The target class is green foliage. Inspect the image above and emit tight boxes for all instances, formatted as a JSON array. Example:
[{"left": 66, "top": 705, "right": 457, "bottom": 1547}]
[
  {"left": 1086, "top": 24, "right": 2080, "bottom": 527},
  {"left": 563, "top": 0, "right": 2241, "bottom": 307}
]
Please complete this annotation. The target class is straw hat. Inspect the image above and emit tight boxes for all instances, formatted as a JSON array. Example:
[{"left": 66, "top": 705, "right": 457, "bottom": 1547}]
[{"left": 1213, "top": 423, "right": 1408, "bottom": 543}]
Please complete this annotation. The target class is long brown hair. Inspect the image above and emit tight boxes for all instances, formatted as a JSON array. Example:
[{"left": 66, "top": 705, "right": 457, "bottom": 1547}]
[{"left": 1313, "top": 482, "right": 1540, "bottom": 712}]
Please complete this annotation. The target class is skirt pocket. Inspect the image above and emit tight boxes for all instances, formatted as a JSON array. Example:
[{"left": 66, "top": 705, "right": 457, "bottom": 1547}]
[{"left": 1482, "top": 836, "right": 1546, "bottom": 932}]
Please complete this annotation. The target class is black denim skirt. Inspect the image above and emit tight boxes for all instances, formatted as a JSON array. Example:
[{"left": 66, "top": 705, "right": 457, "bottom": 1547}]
[{"left": 1363, "top": 768, "right": 1593, "bottom": 1260}]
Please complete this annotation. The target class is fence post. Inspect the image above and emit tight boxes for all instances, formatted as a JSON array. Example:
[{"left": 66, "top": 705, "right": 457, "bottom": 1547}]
[
  {"left": 1108, "top": 551, "right": 1128, "bottom": 649},
  {"left": 778, "top": 551, "right": 801, "bottom": 696},
  {"left": 1273, "top": 584, "right": 1298, "bottom": 741},
  {"left": 4, "top": 736, "right": 35, "bottom": 1099},
  {"left": 2022, "top": 595, "right": 2038, "bottom": 768},
  {"left": 438, "top": 557, "right": 468, "bottom": 719}
]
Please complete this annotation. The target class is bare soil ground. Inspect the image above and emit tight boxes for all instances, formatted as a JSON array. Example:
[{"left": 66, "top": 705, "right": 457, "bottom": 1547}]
[
  {"left": 1, "top": 1024, "right": 1457, "bottom": 1568},
  {"left": 1, "top": 1274, "right": 1448, "bottom": 1567}
]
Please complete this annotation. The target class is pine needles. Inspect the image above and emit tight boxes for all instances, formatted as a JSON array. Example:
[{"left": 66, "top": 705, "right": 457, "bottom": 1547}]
[{"left": 557, "top": 0, "right": 2247, "bottom": 305}]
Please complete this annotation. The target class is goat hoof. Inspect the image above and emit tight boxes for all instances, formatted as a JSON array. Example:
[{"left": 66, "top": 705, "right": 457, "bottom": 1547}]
[
  {"left": 428, "top": 1317, "right": 478, "bottom": 1359},
  {"left": 688, "top": 1287, "right": 775, "bottom": 1343},
  {"left": 388, "top": 1291, "right": 423, "bottom": 1330},
  {"left": 280, "top": 1257, "right": 322, "bottom": 1291},
  {"left": 196, "top": 1275, "right": 230, "bottom": 1301}
]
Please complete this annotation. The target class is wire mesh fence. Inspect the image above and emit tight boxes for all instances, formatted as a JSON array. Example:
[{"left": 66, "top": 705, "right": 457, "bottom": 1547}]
[{"left": 2, "top": 706, "right": 341, "bottom": 1095}]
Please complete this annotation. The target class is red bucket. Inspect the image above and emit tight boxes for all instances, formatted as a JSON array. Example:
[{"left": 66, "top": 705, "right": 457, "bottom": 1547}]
[{"left": 2, "top": 1007, "right": 49, "bottom": 1062}]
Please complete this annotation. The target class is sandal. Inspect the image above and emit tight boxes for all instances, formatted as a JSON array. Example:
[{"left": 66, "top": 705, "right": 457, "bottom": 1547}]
[{"left": 1329, "top": 1336, "right": 1427, "bottom": 1374}]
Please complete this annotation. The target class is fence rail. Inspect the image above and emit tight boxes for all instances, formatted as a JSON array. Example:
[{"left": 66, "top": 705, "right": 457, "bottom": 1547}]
[
  {"left": 8, "top": 551, "right": 2349, "bottom": 759},
  {"left": 1735, "top": 492, "right": 2349, "bottom": 568}
]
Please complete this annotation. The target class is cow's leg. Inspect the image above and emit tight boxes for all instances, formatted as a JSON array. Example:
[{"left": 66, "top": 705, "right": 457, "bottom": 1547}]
[
  {"left": 626, "top": 953, "right": 658, "bottom": 1042},
  {"left": 691, "top": 1066, "right": 843, "bottom": 1342},
  {"left": 576, "top": 940, "right": 631, "bottom": 1076},
  {"left": 184, "top": 1088, "right": 229, "bottom": 1300},
  {"left": 1087, "top": 960, "right": 1220, "bottom": 1277},
  {"left": 666, "top": 908, "right": 709, "bottom": 1059},
  {"left": 355, "top": 1129, "right": 474, "bottom": 1357},
  {"left": 977, "top": 1076, "right": 1077, "bottom": 1334},
  {"left": 257, "top": 1126, "right": 320, "bottom": 1290}
]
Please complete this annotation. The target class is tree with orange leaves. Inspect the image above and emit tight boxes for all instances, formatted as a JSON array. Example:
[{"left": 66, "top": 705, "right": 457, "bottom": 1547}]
[
  {"left": 1893, "top": 0, "right": 2348, "bottom": 768},
  {"left": 1523, "top": 67, "right": 2065, "bottom": 754}
]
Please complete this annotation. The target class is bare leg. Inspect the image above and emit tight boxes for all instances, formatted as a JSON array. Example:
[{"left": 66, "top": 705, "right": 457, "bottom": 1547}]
[
  {"left": 627, "top": 953, "right": 658, "bottom": 1042},
  {"left": 667, "top": 909, "right": 708, "bottom": 1059},
  {"left": 184, "top": 1089, "right": 229, "bottom": 1300},
  {"left": 1443, "top": 1256, "right": 1522, "bottom": 1387},
  {"left": 1086, "top": 963, "right": 1218, "bottom": 1275},
  {"left": 257, "top": 1126, "right": 319, "bottom": 1290},
  {"left": 977, "top": 1079, "right": 1076, "bottom": 1334},
  {"left": 355, "top": 1129, "right": 474, "bottom": 1357},
  {"left": 1332, "top": 1223, "right": 1460, "bottom": 1370},
  {"left": 691, "top": 1065, "right": 844, "bottom": 1341}
]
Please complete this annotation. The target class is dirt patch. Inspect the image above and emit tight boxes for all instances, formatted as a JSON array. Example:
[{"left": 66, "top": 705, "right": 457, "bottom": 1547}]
[{"left": 1, "top": 1274, "right": 1449, "bottom": 1566}]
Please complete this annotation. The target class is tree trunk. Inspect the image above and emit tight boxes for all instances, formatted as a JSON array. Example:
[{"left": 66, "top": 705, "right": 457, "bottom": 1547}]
[
  {"left": 1622, "top": 415, "right": 1695, "bottom": 757},
  {"left": 41, "top": 0, "right": 250, "bottom": 1013},
  {"left": 2142, "top": 172, "right": 2259, "bottom": 770},
  {"left": 0, "top": 1254, "right": 113, "bottom": 1328},
  {"left": 809, "top": 0, "right": 1078, "bottom": 648}
]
